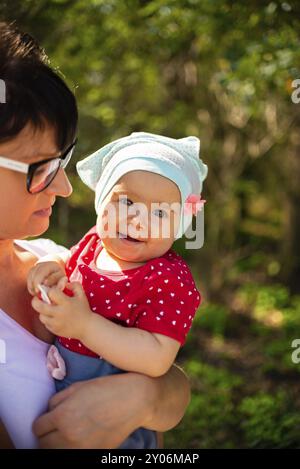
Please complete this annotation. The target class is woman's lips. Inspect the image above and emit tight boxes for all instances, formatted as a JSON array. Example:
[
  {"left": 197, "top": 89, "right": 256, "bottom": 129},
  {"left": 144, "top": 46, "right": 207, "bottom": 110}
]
[{"left": 33, "top": 207, "right": 52, "bottom": 218}]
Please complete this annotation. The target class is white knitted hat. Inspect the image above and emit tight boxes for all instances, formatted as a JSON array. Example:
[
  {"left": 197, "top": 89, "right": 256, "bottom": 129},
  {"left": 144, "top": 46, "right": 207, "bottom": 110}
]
[{"left": 76, "top": 132, "right": 208, "bottom": 239}]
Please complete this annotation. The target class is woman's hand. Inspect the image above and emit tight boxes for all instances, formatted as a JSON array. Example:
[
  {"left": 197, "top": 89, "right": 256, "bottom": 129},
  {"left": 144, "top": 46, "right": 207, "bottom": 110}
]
[
  {"left": 33, "top": 365, "right": 190, "bottom": 449},
  {"left": 31, "top": 281, "right": 92, "bottom": 339},
  {"left": 27, "top": 260, "right": 67, "bottom": 296},
  {"left": 33, "top": 373, "right": 154, "bottom": 449}
]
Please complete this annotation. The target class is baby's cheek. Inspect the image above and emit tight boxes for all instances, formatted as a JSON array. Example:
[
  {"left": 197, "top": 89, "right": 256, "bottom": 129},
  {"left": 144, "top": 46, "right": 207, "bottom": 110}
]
[
  {"left": 147, "top": 237, "right": 174, "bottom": 259},
  {"left": 171, "top": 209, "right": 181, "bottom": 233},
  {"left": 98, "top": 201, "right": 123, "bottom": 235},
  {"left": 154, "top": 216, "right": 178, "bottom": 242}
]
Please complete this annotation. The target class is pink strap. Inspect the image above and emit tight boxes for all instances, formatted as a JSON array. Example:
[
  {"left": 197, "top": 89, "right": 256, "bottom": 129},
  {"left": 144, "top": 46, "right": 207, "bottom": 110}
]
[{"left": 46, "top": 345, "right": 66, "bottom": 380}]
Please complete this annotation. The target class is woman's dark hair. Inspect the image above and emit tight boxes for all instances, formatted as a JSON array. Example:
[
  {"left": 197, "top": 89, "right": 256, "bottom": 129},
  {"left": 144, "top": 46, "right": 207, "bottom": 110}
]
[{"left": 0, "top": 22, "right": 78, "bottom": 151}]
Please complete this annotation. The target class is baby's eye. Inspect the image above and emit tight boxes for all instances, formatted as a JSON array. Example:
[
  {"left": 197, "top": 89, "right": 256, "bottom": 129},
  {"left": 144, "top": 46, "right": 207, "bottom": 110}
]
[
  {"left": 119, "top": 197, "right": 133, "bottom": 206},
  {"left": 153, "top": 209, "right": 168, "bottom": 219}
]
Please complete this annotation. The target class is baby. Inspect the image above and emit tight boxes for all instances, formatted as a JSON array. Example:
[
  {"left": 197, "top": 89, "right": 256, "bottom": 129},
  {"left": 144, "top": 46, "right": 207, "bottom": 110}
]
[{"left": 27, "top": 132, "right": 208, "bottom": 449}]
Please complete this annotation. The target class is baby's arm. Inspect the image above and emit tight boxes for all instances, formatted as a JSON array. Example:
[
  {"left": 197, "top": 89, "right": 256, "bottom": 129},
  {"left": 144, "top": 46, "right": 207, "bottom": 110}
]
[
  {"left": 31, "top": 280, "right": 180, "bottom": 378},
  {"left": 80, "top": 314, "right": 181, "bottom": 378}
]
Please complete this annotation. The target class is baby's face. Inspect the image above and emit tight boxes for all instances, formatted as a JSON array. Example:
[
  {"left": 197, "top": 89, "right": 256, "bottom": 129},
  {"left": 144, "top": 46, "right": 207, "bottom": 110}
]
[{"left": 96, "top": 170, "right": 181, "bottom": 263}]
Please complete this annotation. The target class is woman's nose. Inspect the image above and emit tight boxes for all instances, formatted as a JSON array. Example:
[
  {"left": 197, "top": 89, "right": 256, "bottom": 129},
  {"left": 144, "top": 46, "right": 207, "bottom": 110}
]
[{"left": 45, "top": 168, "right": 73, "bottom": 198}]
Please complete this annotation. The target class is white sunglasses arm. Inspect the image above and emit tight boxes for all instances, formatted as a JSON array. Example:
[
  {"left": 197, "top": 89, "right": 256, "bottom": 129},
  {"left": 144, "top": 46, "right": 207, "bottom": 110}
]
[{"left": 0, "top": 156, "right": 29, "bottom": 174}]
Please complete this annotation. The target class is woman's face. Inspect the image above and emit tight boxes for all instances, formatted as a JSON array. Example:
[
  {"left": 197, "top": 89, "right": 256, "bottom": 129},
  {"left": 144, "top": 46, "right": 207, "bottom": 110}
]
[
  {"left": 0, "top": 124, "right": 73, "bottom": 240},
  {"left": 96, "top": 170, "right": 181, "bottom": 263}
]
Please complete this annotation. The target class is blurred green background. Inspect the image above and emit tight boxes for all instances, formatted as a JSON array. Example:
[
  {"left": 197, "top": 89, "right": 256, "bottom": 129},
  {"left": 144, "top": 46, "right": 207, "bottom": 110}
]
[{"left": 1, "top": 0, "right": 300, "bottom": 448}]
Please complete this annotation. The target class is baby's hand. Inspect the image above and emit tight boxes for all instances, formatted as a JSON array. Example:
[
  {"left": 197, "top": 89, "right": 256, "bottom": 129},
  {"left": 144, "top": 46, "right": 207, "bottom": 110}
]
[
  {"left": 27, "top": 261, "right": 68, "bottom": 296},
  {"left": 31, "top": 281, "right": 92, "bottom": 339}
]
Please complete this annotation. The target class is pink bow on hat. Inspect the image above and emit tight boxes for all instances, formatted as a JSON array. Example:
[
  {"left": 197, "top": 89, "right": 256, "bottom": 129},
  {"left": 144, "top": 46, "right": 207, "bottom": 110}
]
[{"left": 184, "top": 194, "right": 206, "bottom": 216}]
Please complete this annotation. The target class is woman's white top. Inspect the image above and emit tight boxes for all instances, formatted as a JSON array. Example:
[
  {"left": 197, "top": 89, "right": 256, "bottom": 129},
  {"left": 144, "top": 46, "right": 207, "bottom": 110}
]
[{"left": 0, "top": 238, "right": 69, "bottom": 449}]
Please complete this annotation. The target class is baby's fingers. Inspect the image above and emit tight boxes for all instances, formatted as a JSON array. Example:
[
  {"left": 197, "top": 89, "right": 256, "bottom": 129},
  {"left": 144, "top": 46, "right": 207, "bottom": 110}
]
[
  {"left": 64, "top": 281, "right": 85, "bottom": 298},
  {"left": 27, "top": 269, "right": 35, "bottom": 296},
  {"left": 44, "top": 271, "right": 66, "bottom": 288},
  {"left": 27, "top": 268, "right": 43, "bottom": 296},
  {"left": 32, "top": 273, "right": 52, "bottom": 295},
  {"left": 57, "top": 276, "right": 68, "bottom": 291},
  {"left": 31, "top": 295, "right": 55, "bottom": 316}
]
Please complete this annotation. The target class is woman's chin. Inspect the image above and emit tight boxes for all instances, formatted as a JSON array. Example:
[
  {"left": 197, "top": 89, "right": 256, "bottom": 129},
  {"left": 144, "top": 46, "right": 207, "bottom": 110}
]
[{"left": 28, "top": 219, "right": 50, "bottom": 237}]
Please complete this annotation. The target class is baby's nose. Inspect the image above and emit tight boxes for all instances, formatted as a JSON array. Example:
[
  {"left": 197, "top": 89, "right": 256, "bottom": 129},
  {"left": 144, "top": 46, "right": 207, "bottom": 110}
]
[{"left": 127, "top": 215, "right": 148, "bottom": 238}]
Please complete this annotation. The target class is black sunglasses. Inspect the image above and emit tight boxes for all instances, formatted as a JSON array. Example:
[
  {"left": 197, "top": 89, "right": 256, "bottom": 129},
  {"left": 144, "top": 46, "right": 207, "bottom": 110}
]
[
  {"left": 0, "top": 139, "right": 77, "bottom": 194},
  {"left": 26, "top": 139, "right": 77, "bottom": 194}
]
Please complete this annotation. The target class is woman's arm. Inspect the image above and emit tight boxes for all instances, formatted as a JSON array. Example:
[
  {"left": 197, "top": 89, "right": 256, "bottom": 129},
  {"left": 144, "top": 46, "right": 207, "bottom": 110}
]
[
  {"left": 33, "top": 363, "right": 191, "bottom": 448},
  {"left": 142, "top": 363, "right": 191, "bottom": 432}
]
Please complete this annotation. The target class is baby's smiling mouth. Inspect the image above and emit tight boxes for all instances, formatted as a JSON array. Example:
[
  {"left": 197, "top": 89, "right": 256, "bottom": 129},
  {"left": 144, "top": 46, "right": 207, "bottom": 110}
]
[{"left": 117, "top": 231, "right": 145, "bottom": 243}]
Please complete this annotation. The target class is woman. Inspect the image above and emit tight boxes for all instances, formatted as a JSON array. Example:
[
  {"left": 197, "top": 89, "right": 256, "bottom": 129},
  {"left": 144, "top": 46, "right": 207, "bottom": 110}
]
[{"left": 0, "top": 22, "right": 191, "bottom": 449}]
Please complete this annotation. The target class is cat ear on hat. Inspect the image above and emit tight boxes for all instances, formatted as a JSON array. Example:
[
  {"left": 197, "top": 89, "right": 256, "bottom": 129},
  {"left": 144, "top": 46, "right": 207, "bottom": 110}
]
[
  {"left": 178, "top": 136, "right": 208, "bottom": 187},
  {"left": 76, "top": 139, "right": 119, "bottom": 191},
  {"left": 178, "top": 135, "right": 200, "bottom": 161}
]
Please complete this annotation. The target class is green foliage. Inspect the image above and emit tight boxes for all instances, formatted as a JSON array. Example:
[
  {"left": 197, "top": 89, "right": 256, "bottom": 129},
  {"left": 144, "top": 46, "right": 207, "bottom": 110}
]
[
  {"left": 170, "top": 281, "right": 300, "bottom": 448},
  {"left": 166, "top": 361, "right": 243, "bottom": 448},
  {"left": 192, "top": 303, "right": 230, "bottom": 337},
  {"left": 238, "top": 392, "right": 300, "bottom": 448}
]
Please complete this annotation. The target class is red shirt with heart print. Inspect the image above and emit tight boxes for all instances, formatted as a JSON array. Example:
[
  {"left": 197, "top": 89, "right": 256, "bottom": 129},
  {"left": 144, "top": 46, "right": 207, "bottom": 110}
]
[{"left": 58, "top": 226, "right": 202, "bottom": 358}]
